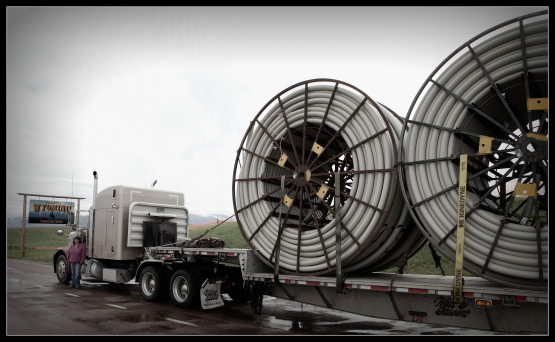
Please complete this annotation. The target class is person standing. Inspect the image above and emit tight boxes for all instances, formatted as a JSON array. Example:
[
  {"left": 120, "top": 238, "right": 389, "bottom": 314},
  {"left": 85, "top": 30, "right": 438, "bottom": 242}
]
[{"left": 68, "top": 236, "right": 86, "bottom": 288}]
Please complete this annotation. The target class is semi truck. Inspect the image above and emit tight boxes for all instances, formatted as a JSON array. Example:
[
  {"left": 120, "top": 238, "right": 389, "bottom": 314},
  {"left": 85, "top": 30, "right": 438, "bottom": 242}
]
[{"left": 53, "top": 171, "right": 547, "bottom": 333}]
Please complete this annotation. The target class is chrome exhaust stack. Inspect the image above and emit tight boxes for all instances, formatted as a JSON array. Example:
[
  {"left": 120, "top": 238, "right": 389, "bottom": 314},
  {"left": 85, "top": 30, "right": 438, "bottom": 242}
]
[
  {"left": 92, "top": 171, "right": 98, "bottom": 209},
  {"left": 87, "top": 171, "right": 98, "bottom": 258}
]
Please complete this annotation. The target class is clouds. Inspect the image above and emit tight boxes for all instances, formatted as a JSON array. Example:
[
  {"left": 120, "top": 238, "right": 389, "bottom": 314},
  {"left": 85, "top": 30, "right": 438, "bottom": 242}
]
[{"left": 6, "top": 6, "right": 547, "bottom": 219}]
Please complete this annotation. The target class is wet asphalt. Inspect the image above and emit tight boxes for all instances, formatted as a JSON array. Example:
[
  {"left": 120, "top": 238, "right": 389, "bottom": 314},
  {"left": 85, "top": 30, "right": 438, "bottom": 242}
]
[{"left": 7, "top": 258, "right": 513, "bottom": 335}]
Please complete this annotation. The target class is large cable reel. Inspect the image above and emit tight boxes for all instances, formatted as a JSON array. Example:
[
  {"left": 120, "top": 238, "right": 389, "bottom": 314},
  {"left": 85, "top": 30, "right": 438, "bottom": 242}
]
[
  {"left": 398, "top": 11, "right": 548, "bottom": 290},
  {"left": 233, "top": 79, "right": 425, "bottom": 276}
]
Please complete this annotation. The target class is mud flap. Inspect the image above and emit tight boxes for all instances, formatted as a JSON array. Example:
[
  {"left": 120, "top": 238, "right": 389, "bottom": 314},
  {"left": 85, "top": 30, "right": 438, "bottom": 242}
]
[{"left": 200, "top": 282, "right": 224, "bottom": 309}]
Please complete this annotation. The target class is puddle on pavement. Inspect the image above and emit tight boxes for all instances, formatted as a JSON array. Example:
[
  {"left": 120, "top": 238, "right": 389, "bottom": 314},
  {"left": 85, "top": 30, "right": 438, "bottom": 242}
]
[
  {"left": 223, "top": 295, "right": 390, "bottom": 334},
  {"left": 262, "top": 307, "right": 394, "bottom": 334}
]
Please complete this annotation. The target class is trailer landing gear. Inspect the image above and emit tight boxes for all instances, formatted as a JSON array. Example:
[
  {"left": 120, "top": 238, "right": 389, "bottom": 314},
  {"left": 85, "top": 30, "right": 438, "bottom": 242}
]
[{"left": 248, "top": 281, "right": 266, "bottom": 315}]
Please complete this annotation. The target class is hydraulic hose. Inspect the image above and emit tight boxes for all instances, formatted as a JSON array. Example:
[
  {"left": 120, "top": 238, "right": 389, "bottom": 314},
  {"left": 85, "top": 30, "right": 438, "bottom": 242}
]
[
  {"left": 399, "top": 12, "right": 548, "bottom": 289},
  {"left": 233, "top": 79, "right": 424, "bottom": 276}
]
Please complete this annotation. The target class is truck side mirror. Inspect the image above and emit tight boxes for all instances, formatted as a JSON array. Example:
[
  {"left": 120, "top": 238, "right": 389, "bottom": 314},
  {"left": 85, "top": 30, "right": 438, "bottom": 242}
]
[{"left": 69, "top": 212, "right": 75, "bottom": 225}]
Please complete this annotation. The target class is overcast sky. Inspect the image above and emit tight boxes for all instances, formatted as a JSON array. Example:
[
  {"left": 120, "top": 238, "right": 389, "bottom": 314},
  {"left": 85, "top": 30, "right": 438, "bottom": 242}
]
[{"left": 6, "top": 6, "right": 547, "bottom": 220}]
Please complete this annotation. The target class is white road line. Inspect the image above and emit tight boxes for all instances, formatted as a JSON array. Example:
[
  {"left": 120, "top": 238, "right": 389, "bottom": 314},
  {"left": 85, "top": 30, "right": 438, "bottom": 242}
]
[
  {"left": 165, "top": 318, "right": 199, "bottom": 327},
  {"left": 106, "top": 304, "right": 127, "bottom": 310},
  {"left": 10, "top": 279, "right": 19, "bottom": 281},
  {"left": 66, "top": 293, "right": 80, "bottom": 297}
]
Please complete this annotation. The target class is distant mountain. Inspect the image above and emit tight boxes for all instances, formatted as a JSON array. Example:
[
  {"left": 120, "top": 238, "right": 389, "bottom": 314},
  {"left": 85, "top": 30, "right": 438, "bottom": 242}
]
[
  {"left": 188, "top": 213, "right": 234, "bottom": 225},
  {"left": 6, "top": 214, "right": 233, "bottom": 228}
]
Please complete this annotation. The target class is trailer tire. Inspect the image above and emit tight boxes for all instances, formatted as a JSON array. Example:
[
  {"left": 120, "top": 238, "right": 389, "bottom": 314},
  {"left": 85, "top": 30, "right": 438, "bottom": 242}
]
[
  {"left": 55, "top": 254, "right": 70, "bottom": 283},
  {"left": 169, "top": 269, "right": 201, "bottom": 309},
  {"left": 139, "top": 266, "right": 169, "bottom": 302}
]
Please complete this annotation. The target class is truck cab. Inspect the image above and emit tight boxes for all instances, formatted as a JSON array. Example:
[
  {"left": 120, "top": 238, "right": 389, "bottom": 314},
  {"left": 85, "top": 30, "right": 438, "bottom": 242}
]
[{"left": 53, "top": 172, "right": 188, "bottom": 285}]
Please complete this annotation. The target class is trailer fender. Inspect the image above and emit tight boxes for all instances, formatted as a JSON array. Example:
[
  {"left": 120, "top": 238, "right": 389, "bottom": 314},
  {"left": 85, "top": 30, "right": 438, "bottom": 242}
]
[{"left": 135, "top": 260, "right": 164, "bottom": 283}]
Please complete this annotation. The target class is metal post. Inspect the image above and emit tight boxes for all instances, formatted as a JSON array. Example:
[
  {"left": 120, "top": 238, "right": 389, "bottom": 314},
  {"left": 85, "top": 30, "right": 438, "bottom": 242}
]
[
  {"left": 77, "top": 199, "right": 81, "bottom": 226},
  {"left": 499, "top": 182, "right": 506, "bottom": 210},
  {"left": 274, "top": 175, "right": 285, "bottom": 276},
  {"left": 335, "top": 172, "right": 342, "bottom": 292},
  {"left": 273, "top": 175, "right": 293, "bottom": 300},
  {"left": 21, "top": 195, "right": 27, "bottom": 257}
]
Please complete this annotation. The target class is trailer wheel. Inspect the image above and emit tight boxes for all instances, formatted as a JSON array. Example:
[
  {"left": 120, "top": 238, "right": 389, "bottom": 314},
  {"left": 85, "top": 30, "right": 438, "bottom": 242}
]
[
  {"left": 169, "top": 269, "right": 201, "bottom": 309},
  {"left": 55, "top": 254, "right": 70, "bottom": 283},
  {"left": 139, "top": 266, "right": 169, "bottom": 302}
]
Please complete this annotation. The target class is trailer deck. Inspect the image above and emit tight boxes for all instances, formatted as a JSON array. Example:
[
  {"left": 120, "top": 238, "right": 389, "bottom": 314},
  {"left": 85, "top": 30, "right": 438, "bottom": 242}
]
[{"left": 143, "top": 246, "right": 547, "bottom": 333}]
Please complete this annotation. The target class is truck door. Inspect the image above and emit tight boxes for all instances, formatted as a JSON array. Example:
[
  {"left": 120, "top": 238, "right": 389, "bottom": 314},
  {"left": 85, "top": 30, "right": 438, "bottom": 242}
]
[{"left": 105, "top": 210, "right": 117, "bottom": 258}]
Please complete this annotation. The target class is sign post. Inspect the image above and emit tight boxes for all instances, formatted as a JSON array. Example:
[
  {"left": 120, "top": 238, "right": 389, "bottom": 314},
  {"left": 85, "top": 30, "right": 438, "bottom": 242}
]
[
  {"left": 17, "top": 193, "right": 85, "bottom": 258},
  {"left": 21, "top": 194, "right": 27, "bottom": 257}
]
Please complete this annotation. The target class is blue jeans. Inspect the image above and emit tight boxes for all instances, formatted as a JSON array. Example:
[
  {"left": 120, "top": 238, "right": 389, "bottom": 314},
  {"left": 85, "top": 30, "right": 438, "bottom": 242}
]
[{"left": 70, "top": 262, "right": 82, "bottom": 287}]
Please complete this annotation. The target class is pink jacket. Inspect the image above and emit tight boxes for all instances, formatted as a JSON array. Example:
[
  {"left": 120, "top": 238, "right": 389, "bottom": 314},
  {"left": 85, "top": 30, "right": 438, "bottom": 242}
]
[{"left": 67, "top": 243, "right": 86, "bottom": 263}]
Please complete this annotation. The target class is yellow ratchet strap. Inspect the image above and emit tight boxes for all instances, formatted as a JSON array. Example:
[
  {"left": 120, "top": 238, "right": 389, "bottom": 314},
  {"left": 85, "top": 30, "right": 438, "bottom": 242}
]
[{"left": 453, "top": 154, "right": 468, "bottom": 303}]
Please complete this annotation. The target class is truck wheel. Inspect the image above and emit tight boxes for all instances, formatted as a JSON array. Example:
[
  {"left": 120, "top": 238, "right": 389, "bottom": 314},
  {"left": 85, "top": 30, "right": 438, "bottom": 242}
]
[
  {"left": 139, "top": 266, "right": 169, "bottom": 302},
  {"left": 55, "top": 254, "right": 70, "bottom": 283},
  {"left": 169, "top": 269, "right": 201, "bottom": 309}
]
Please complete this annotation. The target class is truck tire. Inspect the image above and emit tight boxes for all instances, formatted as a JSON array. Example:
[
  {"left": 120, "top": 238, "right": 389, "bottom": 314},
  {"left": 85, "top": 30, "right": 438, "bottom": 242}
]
[
  {"left": 55, "top": 254, "right": 70, "bottom": 283},
  {"left": 139, "top": 266, "right": 169, "bottom": 302},
  {"left": 169, "top": 269, "right": 201, "bottom": 309}
]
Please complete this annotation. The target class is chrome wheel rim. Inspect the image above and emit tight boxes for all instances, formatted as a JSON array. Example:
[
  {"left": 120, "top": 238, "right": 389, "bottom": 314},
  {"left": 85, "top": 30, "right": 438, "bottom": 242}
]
[
  {"left": 172, "top": 276, "right": 189, "bottom": 302},
  {"left": 56, "top": 259, "right": 66, "bottom": 278},
  {"left": 141, "top": 272, "right": 155, "bottom": 296}
]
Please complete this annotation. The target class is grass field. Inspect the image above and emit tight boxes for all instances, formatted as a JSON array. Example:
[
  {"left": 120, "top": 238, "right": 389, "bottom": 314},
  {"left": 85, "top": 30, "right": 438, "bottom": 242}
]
[
  {"left": 7, "top": 226, "right": 70, "bottom": 262},
  {"left": 190, "top": 222, "right": 250, "bottom": 249},
  {"left": 22, "top": 218, "right": 553, "bottom": 277},
  {"left": 190, "top": 222, "right": 473, "bottom": 277},
  {"left": 6, "top": 223, "right": 472, "bottom": 276}
]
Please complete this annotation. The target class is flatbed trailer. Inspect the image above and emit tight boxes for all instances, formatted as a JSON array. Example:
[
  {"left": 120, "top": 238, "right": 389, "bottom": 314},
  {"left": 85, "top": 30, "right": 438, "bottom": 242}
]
[
  {"left": 53, "top": 175, "right": 547, "bottom": 334},
  {"left": 141, "top": 246, "right": 548, "bottom": 333}
]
